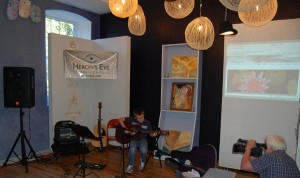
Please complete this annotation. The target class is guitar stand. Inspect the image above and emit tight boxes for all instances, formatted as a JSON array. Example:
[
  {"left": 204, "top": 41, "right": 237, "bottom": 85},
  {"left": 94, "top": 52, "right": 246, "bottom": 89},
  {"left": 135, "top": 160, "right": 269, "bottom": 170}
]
[
  {"left": 96, "top": 102, "right": 104, "bottom": 153},
  {"left": 2, "top": 108, "right": 38, "bottom": 173},
  {"left": 70, "top": 124, "right": 100, "bottom": 178}
]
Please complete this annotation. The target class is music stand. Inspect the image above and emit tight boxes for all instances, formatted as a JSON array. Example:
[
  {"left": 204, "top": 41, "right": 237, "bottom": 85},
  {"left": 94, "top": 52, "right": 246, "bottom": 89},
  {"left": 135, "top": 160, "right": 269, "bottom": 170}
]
[{"left": 69, "top": 124, "right": 100, "bottom": 178}]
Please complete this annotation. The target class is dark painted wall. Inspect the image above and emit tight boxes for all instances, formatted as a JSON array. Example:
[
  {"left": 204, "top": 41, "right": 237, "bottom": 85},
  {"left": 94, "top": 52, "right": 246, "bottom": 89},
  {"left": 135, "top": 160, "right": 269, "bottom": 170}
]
[
  {"left": 0, "top": 0, "right": 100, "bottom": 160},
  {"left": 100, "top": 0, "right": 300, "bottom": 152}
]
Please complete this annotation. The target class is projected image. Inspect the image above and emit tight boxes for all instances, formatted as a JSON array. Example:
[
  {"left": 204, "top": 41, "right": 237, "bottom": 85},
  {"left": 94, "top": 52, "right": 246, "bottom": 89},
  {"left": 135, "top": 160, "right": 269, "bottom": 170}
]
[
  {"left": 224, "top": 40, "right": 300, "bottom": 101},
  {"left": 226, "top": 70, "right": 299, "bottom": 99}
]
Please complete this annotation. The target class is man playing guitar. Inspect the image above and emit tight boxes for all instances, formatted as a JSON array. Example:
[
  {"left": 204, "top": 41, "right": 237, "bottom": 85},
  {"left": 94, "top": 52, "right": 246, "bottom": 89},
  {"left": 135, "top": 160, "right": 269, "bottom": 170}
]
[{"left": 118, "top": 107, "right": 157, "bottom": 174}]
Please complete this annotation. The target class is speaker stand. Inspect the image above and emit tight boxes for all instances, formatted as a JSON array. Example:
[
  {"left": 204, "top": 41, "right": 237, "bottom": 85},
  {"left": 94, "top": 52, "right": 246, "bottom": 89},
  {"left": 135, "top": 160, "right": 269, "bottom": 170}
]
[{"left": 2, "top": 108, "right": 38, "bottom": 173}]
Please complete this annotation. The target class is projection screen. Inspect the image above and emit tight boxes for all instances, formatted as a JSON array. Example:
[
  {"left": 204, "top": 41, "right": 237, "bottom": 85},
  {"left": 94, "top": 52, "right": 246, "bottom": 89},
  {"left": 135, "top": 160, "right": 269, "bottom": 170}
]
[{"left": 219, "top": 18, "right": 300, "bottom": 170}]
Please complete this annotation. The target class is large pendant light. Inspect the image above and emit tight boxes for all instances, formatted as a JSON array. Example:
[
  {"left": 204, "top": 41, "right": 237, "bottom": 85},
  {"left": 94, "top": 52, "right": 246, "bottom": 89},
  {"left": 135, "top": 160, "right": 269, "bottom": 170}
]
[
  {"left": 219, "top": 0, "right": 269, "bottom": 12},
  {"left": 128, "top": 5, "right": 146, "bottom": 36},
  {"left": 185, "top": 1, "right": 214, "bottom": 50},
  {"left": 238, "top": 0, "right": 278, "bottom": 27},
  {"left": 238, "top": 0, "right": 270, "bottom": 12},
  {"left": 164, "top": 0, "right": 195, "bottom": 19},
  {"left": 109, "top": 0, "right": 138, "bottom": 18},
  {"left": 219, "top": 0, "right": 241, "bottom": 11}
]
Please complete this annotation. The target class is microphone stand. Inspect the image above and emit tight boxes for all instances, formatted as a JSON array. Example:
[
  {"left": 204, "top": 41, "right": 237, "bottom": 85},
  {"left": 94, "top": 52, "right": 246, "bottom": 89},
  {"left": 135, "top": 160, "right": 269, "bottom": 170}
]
[{"left": 115, "top": 127, "right": 126, "bottom": 178}]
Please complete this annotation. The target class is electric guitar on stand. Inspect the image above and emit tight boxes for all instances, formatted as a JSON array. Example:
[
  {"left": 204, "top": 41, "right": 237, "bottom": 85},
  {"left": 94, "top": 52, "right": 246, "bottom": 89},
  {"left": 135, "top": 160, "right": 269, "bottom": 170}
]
[{"left": 91, "top": 102, "right": 106, "bottom": 152}]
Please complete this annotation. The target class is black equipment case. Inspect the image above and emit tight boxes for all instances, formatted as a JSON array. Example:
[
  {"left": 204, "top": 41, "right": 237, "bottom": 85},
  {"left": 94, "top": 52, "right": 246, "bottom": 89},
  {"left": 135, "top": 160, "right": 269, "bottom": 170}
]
[{"left": 51, "top": 120, "right": 89, "bottom": 155}]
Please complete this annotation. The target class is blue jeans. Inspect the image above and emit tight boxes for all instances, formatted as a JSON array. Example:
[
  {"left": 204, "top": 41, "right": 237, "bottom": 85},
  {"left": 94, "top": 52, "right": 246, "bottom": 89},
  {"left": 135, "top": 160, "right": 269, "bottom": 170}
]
[{"left": 128, "top": 138, "right": 148, "bottom": 166}]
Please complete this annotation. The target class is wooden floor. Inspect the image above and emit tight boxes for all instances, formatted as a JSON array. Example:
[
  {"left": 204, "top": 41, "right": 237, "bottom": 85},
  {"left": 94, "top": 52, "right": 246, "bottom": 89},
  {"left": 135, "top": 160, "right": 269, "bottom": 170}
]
[{"left": 0, "top": 145, "right": 259, "bottom": 178}]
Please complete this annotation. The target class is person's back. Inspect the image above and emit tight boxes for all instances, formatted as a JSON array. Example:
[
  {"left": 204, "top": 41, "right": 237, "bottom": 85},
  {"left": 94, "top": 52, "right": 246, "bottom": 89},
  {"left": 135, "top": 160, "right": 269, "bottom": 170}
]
[{"left": 251, "top": 150, "right": 300, "bottom": 178}]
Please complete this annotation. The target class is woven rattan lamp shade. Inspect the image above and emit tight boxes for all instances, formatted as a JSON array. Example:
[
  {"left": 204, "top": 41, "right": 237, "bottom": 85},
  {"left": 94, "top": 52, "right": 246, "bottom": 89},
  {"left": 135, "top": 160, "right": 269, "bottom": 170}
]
[
  {"left": 128, "top": 5, "right": 146, "bottom": 36},
  {"left": 238, "top": 0, "right": 277, "bottom": 27},
  {"left": 219, "top": 0, "right": 268, "bottom": 12},
  {"left": 219, "top": 0, "right": 241, "bottom": 11},
  {"left": 185, "top": 16, "right": 215, "bottom": 50},
  {"left": 164, "top": 0, "right": 194, "bottom": 19},
  {"left": 109, "top": 0, "right": 138, "bottom": 18}
]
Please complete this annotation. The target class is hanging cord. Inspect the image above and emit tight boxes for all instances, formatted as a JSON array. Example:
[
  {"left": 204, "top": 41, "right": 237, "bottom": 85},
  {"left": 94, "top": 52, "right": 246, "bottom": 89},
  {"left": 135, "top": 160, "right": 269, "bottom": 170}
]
[
  {"left": 200, "top": 0, "right": 202, "bottom": 17},
  {"left": 224, "top": 7, "right": 227, "bottom": 21}
]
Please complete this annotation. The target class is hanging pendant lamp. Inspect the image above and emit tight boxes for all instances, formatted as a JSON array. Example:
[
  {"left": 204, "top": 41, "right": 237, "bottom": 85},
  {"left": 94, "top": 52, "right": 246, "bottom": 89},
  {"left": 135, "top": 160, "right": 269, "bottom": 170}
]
[
  {"left": 185, "top": 1, "right": 214, "bottom": 50},
  {"left": 128, "top": 5, "right": 146, "bottom": 36},
  {"left": 109, "top": 0, "right": 138, "bottom": 18},
  {"left": 238, "top": 0, "right": 270, "bottom": 12},
  {"left": 219, "top": 0, "right": 269, "bottom": 12},
  {"left": 238, "top": 0, "right": 278, "bottom": 27},
  {"left": 164, "top": 0, "right": 195, "bottom": 19},
  {"left": 219, "top": 0, "right": 241, "bottom": 11},
  {"left": 219, "top": 8, "right": 238, "bottom": 35}
]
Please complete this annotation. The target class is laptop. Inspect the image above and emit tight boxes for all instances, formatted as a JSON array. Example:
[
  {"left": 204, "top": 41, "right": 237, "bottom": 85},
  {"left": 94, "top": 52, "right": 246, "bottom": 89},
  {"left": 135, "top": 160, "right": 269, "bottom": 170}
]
[{"left": 202, "top": 168, "right": 236, "bottom": 178}]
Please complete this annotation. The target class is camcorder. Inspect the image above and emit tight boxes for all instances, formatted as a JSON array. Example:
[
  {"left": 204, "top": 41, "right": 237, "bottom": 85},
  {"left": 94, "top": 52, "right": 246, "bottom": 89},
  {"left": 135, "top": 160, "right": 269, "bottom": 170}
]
[{"left": 232, "top": 138, "right": 267, "bottom": 157}]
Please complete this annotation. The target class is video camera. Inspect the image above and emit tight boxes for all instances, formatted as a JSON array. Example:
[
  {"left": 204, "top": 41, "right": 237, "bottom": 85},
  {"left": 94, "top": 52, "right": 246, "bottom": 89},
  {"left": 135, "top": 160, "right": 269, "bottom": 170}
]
[{"left": 232, "top": 138, "right": 267, "bottom": 157}]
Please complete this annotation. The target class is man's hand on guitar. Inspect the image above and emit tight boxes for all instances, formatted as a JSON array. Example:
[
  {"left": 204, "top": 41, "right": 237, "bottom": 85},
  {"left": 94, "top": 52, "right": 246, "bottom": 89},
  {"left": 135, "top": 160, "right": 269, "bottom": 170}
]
[
  {"left": 124, "top": 129, "right": 131, "bottom": 134},
  {"left": 150, "top": 132, "right": 158, "bottom": 137}
]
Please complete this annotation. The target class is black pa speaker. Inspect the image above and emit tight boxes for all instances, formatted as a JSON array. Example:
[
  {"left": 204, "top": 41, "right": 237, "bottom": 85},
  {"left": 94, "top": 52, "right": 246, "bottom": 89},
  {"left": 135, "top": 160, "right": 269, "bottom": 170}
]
[{"left": 3, "top": 67, "right": 35, "bottom": 108}]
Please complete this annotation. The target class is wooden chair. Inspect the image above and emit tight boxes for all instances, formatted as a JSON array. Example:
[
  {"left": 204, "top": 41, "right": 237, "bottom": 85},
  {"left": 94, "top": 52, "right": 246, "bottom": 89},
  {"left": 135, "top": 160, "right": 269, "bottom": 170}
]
[{"left": 107, "top": 118, "right": 125, "bottom": 148}]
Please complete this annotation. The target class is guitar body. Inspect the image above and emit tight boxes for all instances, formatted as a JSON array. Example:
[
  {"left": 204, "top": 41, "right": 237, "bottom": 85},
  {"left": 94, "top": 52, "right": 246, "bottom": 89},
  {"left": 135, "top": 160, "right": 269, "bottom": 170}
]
[
  {"left": 115, "top": 121, "right": 169, "bottom": 144},
  {"left": 91, "top": 124, "right": 107, "bottom": 147},
  {"left": 115, "top": 122, "right": 142, "bottom": 144}
]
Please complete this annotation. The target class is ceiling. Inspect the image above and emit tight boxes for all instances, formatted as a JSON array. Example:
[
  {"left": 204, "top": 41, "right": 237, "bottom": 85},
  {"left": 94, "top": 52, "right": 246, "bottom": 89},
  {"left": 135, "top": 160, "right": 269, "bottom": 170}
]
[{"left": 53, "top": 0, "right": 110, "bottom": 15}]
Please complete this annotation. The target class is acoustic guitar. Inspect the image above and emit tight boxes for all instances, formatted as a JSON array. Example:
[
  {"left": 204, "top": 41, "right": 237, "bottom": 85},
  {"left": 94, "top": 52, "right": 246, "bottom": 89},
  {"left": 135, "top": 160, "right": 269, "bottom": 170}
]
[
  {"left": 115, "top": 122, "right": 169, "bottom": 144},
  {"left": 91, "top": 102, "right": 107, "bottom": 150}
]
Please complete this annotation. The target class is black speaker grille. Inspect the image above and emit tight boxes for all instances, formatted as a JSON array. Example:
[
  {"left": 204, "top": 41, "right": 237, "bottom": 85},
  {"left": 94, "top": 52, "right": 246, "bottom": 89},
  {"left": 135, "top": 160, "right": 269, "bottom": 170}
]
[{"left": 3, "top": 67, "right": 35, "bottom": 108}]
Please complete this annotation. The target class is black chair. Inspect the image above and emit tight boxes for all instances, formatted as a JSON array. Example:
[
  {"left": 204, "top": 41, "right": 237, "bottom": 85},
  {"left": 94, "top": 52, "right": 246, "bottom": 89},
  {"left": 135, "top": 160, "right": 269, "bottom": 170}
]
[{"left": 170, "top": 144, "right": 217, "bottom": 177}]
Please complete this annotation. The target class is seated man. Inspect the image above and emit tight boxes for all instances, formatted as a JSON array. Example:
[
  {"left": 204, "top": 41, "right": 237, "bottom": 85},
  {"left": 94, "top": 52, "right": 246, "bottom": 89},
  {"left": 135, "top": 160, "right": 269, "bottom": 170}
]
[
  {"left": 240, "top": 135, "right": 300, "bottom": 178},
  {"left": 118, "top": 107, "right": 157, "bottom": 174}
]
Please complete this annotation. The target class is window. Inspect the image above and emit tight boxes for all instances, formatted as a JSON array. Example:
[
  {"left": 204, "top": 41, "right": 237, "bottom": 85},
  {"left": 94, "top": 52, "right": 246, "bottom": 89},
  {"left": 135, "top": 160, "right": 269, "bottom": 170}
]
[{"left": 45, "top": 10, "right": 91, "bottom": 104}]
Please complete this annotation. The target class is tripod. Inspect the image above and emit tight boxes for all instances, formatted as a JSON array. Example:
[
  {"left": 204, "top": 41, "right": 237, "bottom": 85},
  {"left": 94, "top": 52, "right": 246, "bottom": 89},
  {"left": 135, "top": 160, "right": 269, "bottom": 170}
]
[
  {"left": 2, "top": 108, "right": 38, "bottom": 173},
  {"left": 70, "top": 124, "right": 100, "bottom": 178}
]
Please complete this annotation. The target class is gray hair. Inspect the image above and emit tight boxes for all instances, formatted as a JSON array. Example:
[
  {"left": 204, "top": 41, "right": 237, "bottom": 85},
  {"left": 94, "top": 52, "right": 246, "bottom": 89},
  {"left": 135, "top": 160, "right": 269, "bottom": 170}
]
[{"left": 264, "top": 135, "right": 287, "bottom": 151}]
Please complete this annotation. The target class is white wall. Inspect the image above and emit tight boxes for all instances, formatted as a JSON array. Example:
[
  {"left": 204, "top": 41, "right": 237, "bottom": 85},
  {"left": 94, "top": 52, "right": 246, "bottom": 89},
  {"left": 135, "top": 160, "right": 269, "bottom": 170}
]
[{"left": 48, "top": 34, "right": 130, "bottom": 145}]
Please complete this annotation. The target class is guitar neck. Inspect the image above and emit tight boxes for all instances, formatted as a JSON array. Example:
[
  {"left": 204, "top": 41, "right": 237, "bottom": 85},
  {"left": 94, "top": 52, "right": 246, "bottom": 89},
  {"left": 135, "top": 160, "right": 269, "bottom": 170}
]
[
  {"left": 98, "top": 102, "right": 102, "bottom": 121},
  {"left": 139, "top": 130, "right": 168, "bottom": 136}
]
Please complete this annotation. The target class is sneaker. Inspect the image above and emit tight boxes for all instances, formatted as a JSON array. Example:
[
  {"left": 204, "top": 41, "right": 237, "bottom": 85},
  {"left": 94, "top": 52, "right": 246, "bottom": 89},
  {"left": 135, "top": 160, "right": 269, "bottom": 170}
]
[
  {"left": 139, "top": 160, "right": 145, "bottom": 171},
  {"left": 126, "top": 165, "right": 133, "bottom": 174}
]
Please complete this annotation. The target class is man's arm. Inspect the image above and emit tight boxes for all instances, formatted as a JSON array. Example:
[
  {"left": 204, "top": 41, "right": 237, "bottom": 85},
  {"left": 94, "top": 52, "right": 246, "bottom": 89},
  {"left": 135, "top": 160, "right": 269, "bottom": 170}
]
[
  {"left": 118, "top": 117, "right": 132, "bottom": 134},
  {"left": 240, "top": 140, "right": 256, "bottom": 171}
]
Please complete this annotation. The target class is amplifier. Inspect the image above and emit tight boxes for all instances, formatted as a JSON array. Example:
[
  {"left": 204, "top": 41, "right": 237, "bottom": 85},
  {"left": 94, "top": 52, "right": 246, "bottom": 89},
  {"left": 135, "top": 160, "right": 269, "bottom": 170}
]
[{"left": 54, "top": 126, "right": 78, "bottom": 144}]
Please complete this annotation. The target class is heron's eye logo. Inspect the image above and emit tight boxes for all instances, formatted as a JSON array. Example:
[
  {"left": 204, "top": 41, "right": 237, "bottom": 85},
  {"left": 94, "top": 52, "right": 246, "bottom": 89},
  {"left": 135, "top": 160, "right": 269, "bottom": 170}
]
[{"left": 85, "top": 54, "right": 99, "bottom": 63}]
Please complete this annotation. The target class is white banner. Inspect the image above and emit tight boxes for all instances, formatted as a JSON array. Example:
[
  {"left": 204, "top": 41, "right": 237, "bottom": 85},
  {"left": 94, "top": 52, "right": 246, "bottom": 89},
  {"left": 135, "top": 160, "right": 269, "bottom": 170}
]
[{"left": 64, "top": 50, "right": 118, "bottom": 79}]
